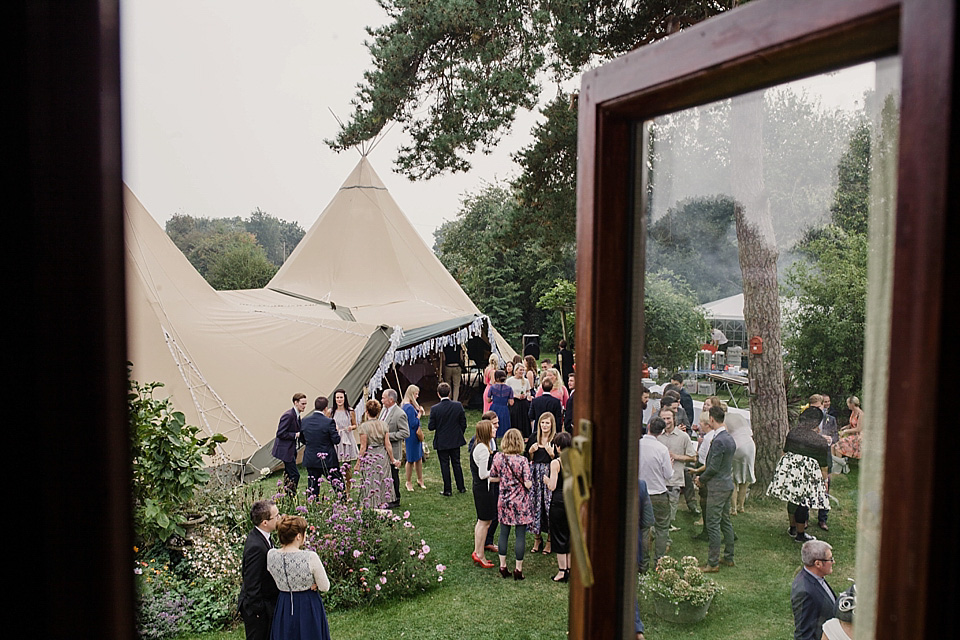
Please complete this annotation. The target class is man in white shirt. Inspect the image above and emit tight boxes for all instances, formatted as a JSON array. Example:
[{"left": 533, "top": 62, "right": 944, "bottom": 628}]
[{"left": 639, "top": 416, "right": 675, "bottom": 561}]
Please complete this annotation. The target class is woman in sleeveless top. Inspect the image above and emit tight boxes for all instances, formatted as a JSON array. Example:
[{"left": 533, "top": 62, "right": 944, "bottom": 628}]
[
  {"left": 355, "top": 399, "right": 398, "bottom": 508},
  {"left": 545, "top": 431, "right": 573, "bottom": 582},
  {"left": 331, "top": 388, "right": 359, "bottom": 493}
]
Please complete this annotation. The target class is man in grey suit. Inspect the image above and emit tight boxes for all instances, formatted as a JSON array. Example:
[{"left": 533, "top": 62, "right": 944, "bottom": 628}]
[
  {"left": 695, "top": 404, "right": 736, "bottom": 572},
  {"left": 380, "top": 388, "right": 409, "bottom": 508},
  {"left": 791, "top": 540, "right": 837, "bottom": 640}
]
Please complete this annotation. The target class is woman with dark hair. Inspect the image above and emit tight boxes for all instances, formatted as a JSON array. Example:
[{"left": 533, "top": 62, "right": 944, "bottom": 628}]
[
  {"left": 545, "top": 431, "right": 573, "bottom": 581},
  {"left": 331, "top": 388, "right": 359, "bottom": 492},
  {"left": 267, "top": 515, "right": 331, "bottom": 640},
  {"left": 469, "top": 419, "right": 497, "bottom": 568},
  {"left": 355, "top": 399, "right": 399, "bottom": 508},
  {"left": 767, "top": 407, "right": 831, "bottom": 543},
  {"left": 524, "top": 354, "right": 539, "bottom": 391},
  {"left": 490, "top": 428, "right": 533, "bottom": 580},
  {"left": 486, "top": 370, "right": 514, "bottom": 439}
]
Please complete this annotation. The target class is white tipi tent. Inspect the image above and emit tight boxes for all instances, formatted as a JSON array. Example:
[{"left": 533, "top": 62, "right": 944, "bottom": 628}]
[{"left": 126, "top": 157, "right": 515, "bottom": 473}]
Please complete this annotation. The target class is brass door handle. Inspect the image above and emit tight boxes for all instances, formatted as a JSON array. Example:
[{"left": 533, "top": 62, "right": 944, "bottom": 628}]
[{"left": 561, "top": 419, "right": 594, "bottom": 587}]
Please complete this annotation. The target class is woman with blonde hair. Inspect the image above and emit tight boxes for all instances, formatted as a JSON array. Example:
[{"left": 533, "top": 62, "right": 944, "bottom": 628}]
[
  {"left": 469, "top": 419, "right": 497, "bottom": 568},
  {"left": 355, "top": 399, "right": 399, "bottom": 508},
  {"left": 490, "top": 428, "right": 533, "bottom": 580},
  {"left": 835, "top": 396, "right": 863, "bottom": 460},
  {"left": 402, "top": 385, "right": 426, "bottom": 491},
  {"left": 483, "top": 354, "right": 500, "bottom": 413},
  {"left": 526, "top": 411, "right": 559, "bottom": 554}
]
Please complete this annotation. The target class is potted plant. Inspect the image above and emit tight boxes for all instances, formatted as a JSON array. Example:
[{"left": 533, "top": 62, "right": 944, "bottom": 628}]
[{"left": 639, "top": 555, "right": 722, "bottom": 624}]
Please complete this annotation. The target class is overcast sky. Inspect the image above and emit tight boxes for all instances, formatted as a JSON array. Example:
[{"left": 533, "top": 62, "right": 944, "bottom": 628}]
[
  {"left": 121, "top": 0, "right": 540, "bottom": 245},
  {"left": 122, "top": 2, "right": 875, "bottom": 245}
]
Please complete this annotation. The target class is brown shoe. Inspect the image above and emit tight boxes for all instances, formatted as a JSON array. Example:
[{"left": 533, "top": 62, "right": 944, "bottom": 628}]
[
  {"left": 720, "top": 559, "right": 736, "bottom": 567},
  {"left": 700, "top": 564, "right": 720, "bottom": 573}
]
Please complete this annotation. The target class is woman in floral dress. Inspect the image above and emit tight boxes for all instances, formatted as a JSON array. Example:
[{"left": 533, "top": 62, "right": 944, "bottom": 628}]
[
  {"left": 490, "top": 428, "right": 533, "bottom": 580},
  {"left": 835, "top": 396, "right": 863, "bottom": 460},
  {"left": 355, "top": 399, "right": 399, "bottom": 508},
  {"left": 767, "top": 407, "right": 831, "bottom": 542}
]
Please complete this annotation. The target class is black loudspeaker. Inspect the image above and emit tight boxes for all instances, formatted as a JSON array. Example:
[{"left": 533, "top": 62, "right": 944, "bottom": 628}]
[{"left": 522, "top": 334, "right": 541, "bottom": 359}]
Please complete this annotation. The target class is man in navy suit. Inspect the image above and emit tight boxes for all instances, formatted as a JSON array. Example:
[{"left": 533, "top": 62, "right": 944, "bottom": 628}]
[
  {"left": 272, "top": 393, "right": 307, "bottom": 495},
  {"left": 695, "top": 404, "right": 736, "bottom": 572},
  {"left": 429, "top": 382, "right": 468, "bottom": 496},
  {"left": 300, "top": 396, "right": 342, "bottom": 496},
  {"left": 563, "top": 373, "right": 575, "bottom": 433},
  {"left": 529, "top": 378, "right": 563, "bottom": 429},
  {"left": 792, "top": 540, "right": 837, "bottom": 640},
  {"left": 238, "top": 500, "right": 279, "bottom": 640}
]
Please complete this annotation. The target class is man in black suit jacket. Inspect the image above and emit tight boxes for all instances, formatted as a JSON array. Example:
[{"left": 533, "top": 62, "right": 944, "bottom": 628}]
[
  {"left": 428, "top": 382, "right": 468, "bottom": 496},
  {"left": 563, "top": 373, "right": 575, "bottom": 433},
  {"left": 238, "top": 500, "right": 280, "bottom": 640},
  {"left": 530, "top": 378, "right": 563, "bottom": 428},
  {"left": 791, "top": 540, "right": 837, "bottom": 640},
  {"left": 300, "top": 396, "right": 342, "bottom": 496},
  {"left": 272, "top": 393, "right": 307, "bottom": 495},
  {"left": 696, "top": 405, "right": 736, "bottom": 572}
]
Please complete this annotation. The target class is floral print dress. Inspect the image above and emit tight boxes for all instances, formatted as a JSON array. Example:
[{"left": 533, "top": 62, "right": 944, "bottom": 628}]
[{"left": 489, "top": 452, "right": 533, "bottom": 526}]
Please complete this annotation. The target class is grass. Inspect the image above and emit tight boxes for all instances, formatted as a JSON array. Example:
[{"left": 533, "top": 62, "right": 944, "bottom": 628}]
[{"left": 180, "top": 409, "right": 859, "bottom": 640}]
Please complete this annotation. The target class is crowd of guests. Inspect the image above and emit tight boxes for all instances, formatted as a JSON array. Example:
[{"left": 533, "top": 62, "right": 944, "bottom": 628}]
[{"left": 258, "top": 343, "right": 862, "bottom": 640}]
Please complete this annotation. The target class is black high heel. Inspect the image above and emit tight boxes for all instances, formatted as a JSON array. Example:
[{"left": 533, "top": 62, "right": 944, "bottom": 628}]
[
  {"left": 499, "top": 566, "right": 511, "bottom": 579},
  {"left": 552, "top": 569, "right": 570, "bottom": 583},
  {"left": 513, "top": 569, "right": 525, "bottom": 581}
]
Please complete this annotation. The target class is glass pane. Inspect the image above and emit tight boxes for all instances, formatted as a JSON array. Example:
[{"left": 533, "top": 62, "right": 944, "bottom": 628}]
[{"left": 631, "top": 58, "right": 900, "bottom": 638}]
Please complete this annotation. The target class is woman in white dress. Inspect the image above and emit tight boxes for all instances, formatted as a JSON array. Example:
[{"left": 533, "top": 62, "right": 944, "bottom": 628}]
[
  {"left": 267, "top": 515, "right": 331, "bottom": 640},
  {"left": 331, "top": 388, "right": 359, "bottom": 493},
  {"left": 725, "top": 410, "right": 757, "bottom": 514}
]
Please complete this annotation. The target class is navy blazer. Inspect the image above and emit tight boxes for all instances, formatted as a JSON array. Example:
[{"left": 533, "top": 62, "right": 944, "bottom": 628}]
[
  {"left": 529, "top": 393, "right": 563, "bottom": 429},
  {"left": 300, "top": 412, "right": 341, "bottom": 471},
  {"left": 428, "top": 398, "right": 467, "bottom": 450},
  {"left": 271, "top": 406, "right": 300, "bottom": 463},
  {"left": 564, "top": 390, "right": 575, "bottom": 433},
  {"left": 237, "top": 527, "right": 278, "bottom": 619},
  {"left": 791, "top": 568, "right": 836, "bottom": 640}
]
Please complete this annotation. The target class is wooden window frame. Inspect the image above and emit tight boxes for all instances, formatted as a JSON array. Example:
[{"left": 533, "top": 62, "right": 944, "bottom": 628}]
[{"left": 571, "top": 0, "right": 958, "bottom": 638}]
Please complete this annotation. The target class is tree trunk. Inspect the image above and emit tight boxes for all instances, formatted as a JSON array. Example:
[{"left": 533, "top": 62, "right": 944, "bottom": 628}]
[{"left": 730, "top": 92, "right": 789, "bottom": 490}]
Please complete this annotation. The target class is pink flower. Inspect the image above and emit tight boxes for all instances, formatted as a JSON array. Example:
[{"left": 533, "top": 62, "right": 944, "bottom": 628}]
[
  {"left": 403, "top": 511, "right": 410, "bottom": 518},
  {"left": 438, "top": 576, "right": 444, "bottom": 582},
  {"left": 422, "top": 544, "right": 430, "bottom": 554},
  {"left": 436, "top": 564, "right": 446, "bottom": 572},
  {"left": 375, "top": 584, "right": 381, "bottom": 591},
  {"left": 380, "top": 576, "right": 387, "bottom": 584},
  {"left": 352, "top": 550, "right": 361, "bottom": 558}
]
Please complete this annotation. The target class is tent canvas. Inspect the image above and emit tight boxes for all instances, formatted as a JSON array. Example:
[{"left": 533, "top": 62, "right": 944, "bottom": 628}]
[{"left": 126, "top": 157, "right": 515, "bottom": 472}]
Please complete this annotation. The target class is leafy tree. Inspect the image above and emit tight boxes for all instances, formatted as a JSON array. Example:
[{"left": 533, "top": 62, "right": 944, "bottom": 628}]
[
  {"left": 537, "top": 278, "right": 577, "bottom": 344},
  {"left": 434, "top": 183, "right": 569, "bottom": 346},
  {"left": 644, "top": 270, "right": 710, "bottom": 373},
  {"left": 165, "top": 210, "right": 304, "bottom": 287},
  {"left": 646, "top": 195, "right": 741, "bottom": 303},
  {"left": 206, "top": 241, "right": 278, "bottom": 290},
  {"left": 329, "top": 1, "right": 731, "bottom": 178},
  {"left": 784, "top": 121, "right": 872, "bottom": 401},
  {"left": 130, "top": 371, "right": 225, "bottom": 544}
]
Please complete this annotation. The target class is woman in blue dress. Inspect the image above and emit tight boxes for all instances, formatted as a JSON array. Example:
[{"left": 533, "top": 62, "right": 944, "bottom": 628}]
[
  {"left": 402, "top": 384, "right": 426, "bottom": 492},
  {"left": 267, "top": 515, "right": 331, "bottom": 640},
  {"left": 486, "top": 370, "right": 514, "bottom": 438}
]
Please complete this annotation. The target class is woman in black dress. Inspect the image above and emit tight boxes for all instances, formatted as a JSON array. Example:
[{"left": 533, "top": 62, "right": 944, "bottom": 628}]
[
  {"left": 469, "top": 419, "right": 497, "bottom": 568},
  {"left": 545, "top": 431, "right": 573, "bottom": 581}
]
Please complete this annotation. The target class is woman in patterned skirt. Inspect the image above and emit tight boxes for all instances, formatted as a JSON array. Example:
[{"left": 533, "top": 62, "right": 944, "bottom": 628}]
[
  {"left": 767, "top": 407, "right": 831, "bottom": 543},
  {"left": 526, "top": 412, "right": 558, "bottom": 554}
]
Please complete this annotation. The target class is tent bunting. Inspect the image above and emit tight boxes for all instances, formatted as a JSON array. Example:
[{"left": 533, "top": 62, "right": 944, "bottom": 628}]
[{"left": 365, "top": 314, "right": 505, "bottom": 394}]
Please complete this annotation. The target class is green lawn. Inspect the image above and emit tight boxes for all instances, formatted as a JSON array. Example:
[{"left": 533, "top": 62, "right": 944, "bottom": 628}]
[{"left": 181, "top": 410, "right": 858, "bottom": 639}]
